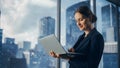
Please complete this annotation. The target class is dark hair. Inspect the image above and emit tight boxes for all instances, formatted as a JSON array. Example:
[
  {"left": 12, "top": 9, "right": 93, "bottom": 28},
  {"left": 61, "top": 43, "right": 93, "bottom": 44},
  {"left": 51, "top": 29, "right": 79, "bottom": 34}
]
[{"left": 75, "top": 6, "right": 97, "bottom": 23}]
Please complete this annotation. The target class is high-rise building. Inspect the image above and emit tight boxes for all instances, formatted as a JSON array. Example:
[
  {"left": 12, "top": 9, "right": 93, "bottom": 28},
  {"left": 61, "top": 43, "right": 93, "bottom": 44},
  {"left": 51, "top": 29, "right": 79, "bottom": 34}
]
[
  {"left": 101, "top": 4, "right": 117, "bottom": 42},
  {"left": 39, "top": 16, "right": 55, "bottom": 38},
  {"left": 9, "top": 58, "right": 27, "bottom": 68},
  {"left": 2, "top": 37, "right": 18, "bottom": 56},
  {"left": 33, "top": 16, "right": 55, "bottom": 68},
  {"left": 103, "top": 42, "right": 118, "bottom": 68},
  {"left": 2, "top": 37, "right": 18, "bottom": 68},
  {"left": 66, "top": 1, "right": 90, "bottom": 47},
  {"left": 23, "top": 51, "right": 30, "bottom": 67},
  {"left": 106, "top": 27, "right": 115, "bottom": 42},
  {"left": 23, "top": 41, "right": 31, "bottom": 51},
  {"left": 4, "top": 37, "right": 15, "bottom": 44},
  {"left": 18, "top": 41, "right": 31, "bottom": 51}
]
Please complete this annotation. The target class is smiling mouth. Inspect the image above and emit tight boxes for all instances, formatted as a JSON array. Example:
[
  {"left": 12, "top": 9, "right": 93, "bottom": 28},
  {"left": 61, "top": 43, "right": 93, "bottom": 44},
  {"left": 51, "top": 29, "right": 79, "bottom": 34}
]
[{"left": 79, "top": 25, "right": 83, "bottom": 28}]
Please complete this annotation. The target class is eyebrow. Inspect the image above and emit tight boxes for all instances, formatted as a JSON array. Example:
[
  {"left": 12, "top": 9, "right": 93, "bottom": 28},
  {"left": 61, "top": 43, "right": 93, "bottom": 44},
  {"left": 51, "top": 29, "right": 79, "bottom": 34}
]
[{"left": 76, "top": 18, "right": 83, "bottom": 21}]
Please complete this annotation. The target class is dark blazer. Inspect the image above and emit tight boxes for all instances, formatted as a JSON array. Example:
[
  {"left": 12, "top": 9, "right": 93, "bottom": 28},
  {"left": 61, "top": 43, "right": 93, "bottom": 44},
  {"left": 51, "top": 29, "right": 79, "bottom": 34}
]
[{"left": 69, "top": 28, "right": 104, "bottom": 68}]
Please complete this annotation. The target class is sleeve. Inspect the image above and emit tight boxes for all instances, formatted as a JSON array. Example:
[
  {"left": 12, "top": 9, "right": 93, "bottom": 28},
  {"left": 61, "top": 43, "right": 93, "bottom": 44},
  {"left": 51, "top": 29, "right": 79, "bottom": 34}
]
[{"left": 88, "top": 34, "right": 104, "bottom": 67}]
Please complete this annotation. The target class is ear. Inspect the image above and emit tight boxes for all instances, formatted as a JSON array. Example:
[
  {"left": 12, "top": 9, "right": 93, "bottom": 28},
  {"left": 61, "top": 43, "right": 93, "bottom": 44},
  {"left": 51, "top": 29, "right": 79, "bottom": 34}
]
[{"left": 85, "top": 18, "right": 90, "bottom": 22}]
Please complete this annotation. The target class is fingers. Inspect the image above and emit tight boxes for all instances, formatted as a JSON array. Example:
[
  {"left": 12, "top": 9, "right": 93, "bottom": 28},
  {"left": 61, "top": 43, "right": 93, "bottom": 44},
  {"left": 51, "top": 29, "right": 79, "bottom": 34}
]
[
  {"left": 68, "top": 48, "right": 74, "bottom": 52},
  {"left": 49, "top": 50, "right": 55, "bottom": 57},
  {"left": 49, "top": 50, "right": 60, "bottom": 58}
]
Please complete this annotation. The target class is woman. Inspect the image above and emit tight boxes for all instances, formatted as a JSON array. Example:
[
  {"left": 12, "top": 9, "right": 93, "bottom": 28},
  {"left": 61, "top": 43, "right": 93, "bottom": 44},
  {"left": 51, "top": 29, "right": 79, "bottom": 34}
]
[{"left": 49, "top": 6, "right": 104, "bottom": 68}]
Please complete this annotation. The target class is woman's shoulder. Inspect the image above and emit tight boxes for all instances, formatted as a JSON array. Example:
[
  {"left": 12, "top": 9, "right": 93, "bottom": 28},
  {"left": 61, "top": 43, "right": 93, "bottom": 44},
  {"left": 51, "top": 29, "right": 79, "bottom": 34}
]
[{"left": 91, "top": 28, "right": 103, "bottom": 39}]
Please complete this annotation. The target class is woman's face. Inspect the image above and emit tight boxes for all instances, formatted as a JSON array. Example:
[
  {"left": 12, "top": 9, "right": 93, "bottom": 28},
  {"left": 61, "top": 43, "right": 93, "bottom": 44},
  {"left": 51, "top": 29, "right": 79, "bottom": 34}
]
[{"left": 74, "top": 12, "right": 91, "bottom": 31}]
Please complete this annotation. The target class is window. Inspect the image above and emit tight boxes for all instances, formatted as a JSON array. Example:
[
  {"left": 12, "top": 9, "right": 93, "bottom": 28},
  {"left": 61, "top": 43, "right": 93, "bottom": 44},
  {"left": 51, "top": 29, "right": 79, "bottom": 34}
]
[
  {"left": 1, "top": 0, "right": 57, "bottom": 68},
  {"left": 1, "top": 0, "right": 119, "bottom": 68},
  {"left": 60, "top": 0, "right": 119, "bottom": 68},
  {"left": 96, "top": 0, "right": 119, "bottom": 68},
  {"left": 60, "top": 0, "right": 90, "bottom": 68}
]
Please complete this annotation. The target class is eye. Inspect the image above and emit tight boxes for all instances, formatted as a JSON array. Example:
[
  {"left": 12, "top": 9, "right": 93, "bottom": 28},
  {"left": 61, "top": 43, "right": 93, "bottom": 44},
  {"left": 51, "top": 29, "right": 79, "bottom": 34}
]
[
  {"left": 80, "top": 18, "right": 84, "bottom": 21},
  {"left": 75, "top": 18, "right": 84, "bottom": 23}
]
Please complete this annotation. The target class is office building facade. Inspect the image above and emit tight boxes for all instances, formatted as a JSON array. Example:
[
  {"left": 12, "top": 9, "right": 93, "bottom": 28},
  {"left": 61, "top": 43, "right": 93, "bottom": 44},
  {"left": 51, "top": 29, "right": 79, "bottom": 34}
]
[
  {"left": 103, "top": 43, "right": 118, "bottom": 68},
  {"left": 101, "top": 4, "right": 117, "bottom": 42},
  {"left": 39, "top": 16, "right": 55, "bottom": 38},
  {"left": 2, "top": 37, "right": 18, "bottom": 68},
  {"left": 23, "top": 41, "right": 31, "bottom": 51}
]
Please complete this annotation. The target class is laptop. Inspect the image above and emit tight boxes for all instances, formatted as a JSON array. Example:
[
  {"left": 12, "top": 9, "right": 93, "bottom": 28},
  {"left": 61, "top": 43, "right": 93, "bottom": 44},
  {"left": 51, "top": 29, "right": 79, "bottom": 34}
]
[{"left": 39, "top": 34, "right": 83, "bottom": 58}]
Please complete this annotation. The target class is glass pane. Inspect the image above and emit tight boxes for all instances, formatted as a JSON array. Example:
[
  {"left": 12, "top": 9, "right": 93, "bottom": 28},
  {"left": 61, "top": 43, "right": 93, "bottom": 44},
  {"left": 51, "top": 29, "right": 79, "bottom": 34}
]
[
  {"left": 61, "top": 0, "right": 90, "bottom": 68},
  {"left": 96, "top": 0, "right": 119, "bottom": 68},
  {"left": 1, "top": 0, "right": 57, "bottom": 68}
]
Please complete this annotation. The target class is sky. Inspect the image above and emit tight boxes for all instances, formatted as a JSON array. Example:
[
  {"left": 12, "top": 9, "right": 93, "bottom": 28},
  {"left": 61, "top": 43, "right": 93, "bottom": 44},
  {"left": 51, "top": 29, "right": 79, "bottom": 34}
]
[
  {"left": 1, "top": 0, "right": 119, "bottom": 48},
  {"left": 1, "top": 0, "right": 57, "bottom": 48},
  {"left": 1, "top": 0, "right": 86, "bottom": 48}
]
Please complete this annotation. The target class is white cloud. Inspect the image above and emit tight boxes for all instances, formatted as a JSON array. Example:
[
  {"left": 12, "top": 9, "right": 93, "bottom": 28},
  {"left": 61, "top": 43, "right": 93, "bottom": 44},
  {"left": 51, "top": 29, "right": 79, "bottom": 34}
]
[
  {"left": 1, "top": 15, "right": 14, "bottom": 37},
  {"left": 1, "top": 0, "right": 57, "bottom": 48},
  {"left": 30, "top": 0, "right": 56, "bottom": 8},
  {"left": 1, "top": 0, "right": 29, "bottom": 31},
  {"left": 1, "top": 0, "right": 31, "bottom": 42},
  {"left": 14, "top": 29, "right": 38, "bottom": 48}
]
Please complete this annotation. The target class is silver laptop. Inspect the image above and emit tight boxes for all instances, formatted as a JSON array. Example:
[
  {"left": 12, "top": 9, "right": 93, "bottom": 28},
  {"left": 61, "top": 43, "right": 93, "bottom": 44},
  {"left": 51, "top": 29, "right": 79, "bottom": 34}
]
[{"left": 39, "top": 34, "right": 83, "bottom": 58}]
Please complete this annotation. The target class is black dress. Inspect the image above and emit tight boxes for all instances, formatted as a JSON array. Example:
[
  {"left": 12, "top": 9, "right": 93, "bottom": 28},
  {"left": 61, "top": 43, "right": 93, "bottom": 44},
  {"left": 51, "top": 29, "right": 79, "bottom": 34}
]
[{"left": 69, "top": 28, "right": 104, "bottom": 68}]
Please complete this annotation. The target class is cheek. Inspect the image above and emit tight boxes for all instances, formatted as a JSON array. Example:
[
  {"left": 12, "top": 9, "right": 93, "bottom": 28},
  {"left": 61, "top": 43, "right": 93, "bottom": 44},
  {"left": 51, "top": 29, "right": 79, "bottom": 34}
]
[
  {"left": 80, "top": 21, "right": 86, "bottom": 27},
  {"left": 84, "top": 22, "right": 91, "bottom": 29}
]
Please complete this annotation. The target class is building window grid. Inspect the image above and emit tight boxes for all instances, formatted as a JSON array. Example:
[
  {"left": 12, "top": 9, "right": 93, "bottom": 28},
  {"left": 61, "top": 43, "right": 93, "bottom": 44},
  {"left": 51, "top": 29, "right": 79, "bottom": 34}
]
[{"left": 57, "top": 0, "right": 120, "bottom": 68}]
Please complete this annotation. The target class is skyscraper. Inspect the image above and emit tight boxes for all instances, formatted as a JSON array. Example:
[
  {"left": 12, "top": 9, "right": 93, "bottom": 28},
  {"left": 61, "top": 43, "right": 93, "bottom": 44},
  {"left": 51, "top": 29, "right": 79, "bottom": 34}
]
[
  {"left": 34, "top": 16, "right": 56, "bottom": 68},
  {"left": 39, "top": 16, "right": 55, "bottom": 38},
  {"left": 103, "top": 42, "right": 118, "bottom": 68},
  {"left": 66, "top": 1, "right": 90, "bottom": 47},
  {"left": 23, "top": 41, "right": 31, "bottom": 51},
  {"left": 101, "top": 4, "right": 117, "bottom": 42}
]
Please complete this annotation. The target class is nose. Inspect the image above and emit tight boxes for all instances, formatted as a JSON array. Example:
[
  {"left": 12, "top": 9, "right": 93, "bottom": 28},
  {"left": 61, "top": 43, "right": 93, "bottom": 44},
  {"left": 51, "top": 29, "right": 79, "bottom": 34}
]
[{"left": 76, "top": 22, "right": 81, "bottom": 26}]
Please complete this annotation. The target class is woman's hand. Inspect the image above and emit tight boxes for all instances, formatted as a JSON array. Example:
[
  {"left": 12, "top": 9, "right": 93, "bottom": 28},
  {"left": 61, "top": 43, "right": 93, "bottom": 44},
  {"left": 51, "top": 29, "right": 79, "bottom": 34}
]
[
  {"left": 49, "top": 50, "right": 60, "bottom": 58},
  {"left": 68, "top": 48, "right": 75, "bottom": 52}
]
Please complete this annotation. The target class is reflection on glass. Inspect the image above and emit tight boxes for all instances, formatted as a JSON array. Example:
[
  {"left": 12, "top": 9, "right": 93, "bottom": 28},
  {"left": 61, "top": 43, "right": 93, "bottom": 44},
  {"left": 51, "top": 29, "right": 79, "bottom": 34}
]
[
  {"left": 61, "top": 0, "right": 90, "bottom": 68},
  {"left": 1, "top": 0, "right": 57, "bottom": 68},
  {"left": 96, "top": 0, "right": 119, "bottom": 68}
]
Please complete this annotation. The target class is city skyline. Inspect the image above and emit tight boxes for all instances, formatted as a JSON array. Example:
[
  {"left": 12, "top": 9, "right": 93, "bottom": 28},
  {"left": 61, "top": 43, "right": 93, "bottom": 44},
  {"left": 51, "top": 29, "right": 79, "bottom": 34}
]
[
  {"left": 1, "top": 0, "right": 120, "bottom": 68},
  {"left": 1, "top": 0, "right": 120, "bottom": 49},
  {"left": 1, "top": 0, "right": 57, "bottom": 48},
  {"left": 1, "top": 0, "right": 91, "bottom": 48}
]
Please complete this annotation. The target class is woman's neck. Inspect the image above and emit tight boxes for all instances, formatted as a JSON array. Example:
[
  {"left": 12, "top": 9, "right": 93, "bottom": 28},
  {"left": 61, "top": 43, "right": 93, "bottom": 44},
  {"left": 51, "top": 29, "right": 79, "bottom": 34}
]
[{"left": 84, "top": 24, "right": 94, "bottom": 37}]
